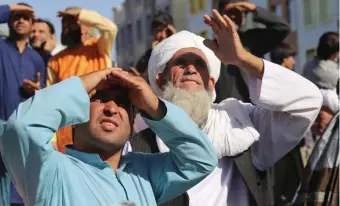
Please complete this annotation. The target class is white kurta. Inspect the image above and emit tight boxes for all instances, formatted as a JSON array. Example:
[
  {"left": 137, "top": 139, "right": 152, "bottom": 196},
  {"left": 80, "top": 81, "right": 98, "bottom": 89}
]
[{"left": 133, "top": 60, "right": 323, "bottom": 206}]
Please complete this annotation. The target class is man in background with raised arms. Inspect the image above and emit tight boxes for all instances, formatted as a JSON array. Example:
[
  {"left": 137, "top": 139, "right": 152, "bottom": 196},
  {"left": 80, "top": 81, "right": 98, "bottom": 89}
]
[
  {"left": 47, "top": 6, "right": 118, "bottom": 153},
  {"left": 0, "top": 3, "right": 46, "bottom": 206}
]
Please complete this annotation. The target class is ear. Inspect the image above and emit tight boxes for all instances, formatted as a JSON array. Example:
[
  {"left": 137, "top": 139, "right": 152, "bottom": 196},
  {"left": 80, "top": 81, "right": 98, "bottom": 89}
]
[
  {"left": 208, "top": 77, "right": 216, "bottom": 94},
  {"left": 155, "top": 72, "right": 165, "bottom": 91}
]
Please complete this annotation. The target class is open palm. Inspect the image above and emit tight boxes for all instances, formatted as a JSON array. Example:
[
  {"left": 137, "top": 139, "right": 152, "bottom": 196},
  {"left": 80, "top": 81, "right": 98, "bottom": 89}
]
[{"left": 203, "top": 10, "right": 246, "bottom": 65}]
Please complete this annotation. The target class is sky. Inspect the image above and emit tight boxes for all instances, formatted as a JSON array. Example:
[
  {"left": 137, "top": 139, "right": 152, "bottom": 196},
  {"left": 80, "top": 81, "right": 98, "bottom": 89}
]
[{"left": 1, "top": 0, "right": 125, "bottom": 60}]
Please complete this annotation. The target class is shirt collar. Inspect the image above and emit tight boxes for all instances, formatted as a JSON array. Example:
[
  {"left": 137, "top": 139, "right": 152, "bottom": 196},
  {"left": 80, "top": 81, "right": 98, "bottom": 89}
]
[
  {"left": 65, "top": 146, "right": 131, "bottom": 170},
  {"left": 6, "top": 37, "right": 29, "bottom": 51}
]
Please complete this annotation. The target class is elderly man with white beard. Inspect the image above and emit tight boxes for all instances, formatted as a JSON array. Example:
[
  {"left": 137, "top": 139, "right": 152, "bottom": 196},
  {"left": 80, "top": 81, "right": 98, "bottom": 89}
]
[{"left": 133, "top": 10, "right": 323, "bottom": 206}]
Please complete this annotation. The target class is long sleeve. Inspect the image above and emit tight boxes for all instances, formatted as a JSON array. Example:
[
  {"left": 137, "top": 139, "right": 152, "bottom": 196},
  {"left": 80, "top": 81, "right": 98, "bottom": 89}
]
[
  {"left": 241, "top": 60, "right": 322, "bottom": 170},
  {"left": 46, "top": 66, "right": 57, "bottom": 86},
  {"left": 242, "top": 7, "right": 290, "bottom": 57},
  {"left": 142, "top": 101, "right": 218, "bottom": 204},
  {"left": 0, "top": 77, "right": 90, "bottom": 202},
  {"left": 0, "top": 5, "right": 11, "bottom": 24},
  {"left": 78, "top": 9, "right": 118, "bottom": 59}
]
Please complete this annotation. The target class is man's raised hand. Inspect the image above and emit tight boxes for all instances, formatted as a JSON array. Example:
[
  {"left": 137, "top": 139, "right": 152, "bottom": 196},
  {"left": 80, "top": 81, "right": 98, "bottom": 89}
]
[
  {"left": 9, "top": 4, "right": 35, "bottom": 18},
  {"left": 57, "top": 8, "right": 81, "bottom": 18},
  {"left": 108, "top": 70, "right": 165, "bottom": 120},
  {"left": 22, "top": 72, "right": 41, "bottom": 95},
  {"left": 203, "top": 9, "right": 247, "bottom": 66}
]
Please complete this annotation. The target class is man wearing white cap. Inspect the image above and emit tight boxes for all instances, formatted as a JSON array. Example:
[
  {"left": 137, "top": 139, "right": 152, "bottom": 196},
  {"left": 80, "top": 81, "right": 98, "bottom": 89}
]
[{"left": 134, "top": 10, "right": 322, "bottom": 206}]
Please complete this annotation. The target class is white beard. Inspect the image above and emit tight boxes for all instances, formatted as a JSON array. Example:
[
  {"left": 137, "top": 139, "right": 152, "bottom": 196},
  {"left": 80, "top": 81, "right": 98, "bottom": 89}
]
[{"left": 161, "top": 83, "right": 212, "bottom": 128}]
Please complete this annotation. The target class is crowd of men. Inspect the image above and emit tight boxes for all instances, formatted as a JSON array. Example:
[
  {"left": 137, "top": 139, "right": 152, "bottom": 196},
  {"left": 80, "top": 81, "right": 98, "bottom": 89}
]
[{"left": 0, "top": 0, "right": 338, "bottom": 205}]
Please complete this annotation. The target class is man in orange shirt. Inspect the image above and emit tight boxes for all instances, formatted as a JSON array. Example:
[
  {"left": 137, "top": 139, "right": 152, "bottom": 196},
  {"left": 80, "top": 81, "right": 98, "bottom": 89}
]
[{"left": 48, "top": 7, "right": 117, "bottom": 152}]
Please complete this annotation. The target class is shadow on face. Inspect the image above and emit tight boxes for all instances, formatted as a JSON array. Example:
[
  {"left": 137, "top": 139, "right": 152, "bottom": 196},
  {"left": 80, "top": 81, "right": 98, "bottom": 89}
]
[
  {"left": 74, "top": 87, "right": 133, "bottom": 153},
  {"left": 9, "top": 12, "right": 33, "bottom": 37},
  {"left": 157, "top": 48, "right": 215, "bottom": 93},
  {"left": 61, "top": 15, "right": 82, "bottom": 47}
]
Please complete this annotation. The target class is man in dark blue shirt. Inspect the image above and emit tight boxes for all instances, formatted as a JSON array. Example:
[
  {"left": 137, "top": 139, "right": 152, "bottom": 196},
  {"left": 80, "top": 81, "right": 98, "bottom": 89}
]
[{"left": 0, "top": 3, "right": 46, "bottom": 206}]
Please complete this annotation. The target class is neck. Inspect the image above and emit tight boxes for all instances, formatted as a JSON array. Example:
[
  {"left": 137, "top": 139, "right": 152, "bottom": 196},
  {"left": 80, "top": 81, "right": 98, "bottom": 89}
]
[
  {"left": 9, "top": 35, "right": 28, "bottom": 53},
  {"left": 99, "top": 150, "right": 122, "bottom": 172},
  {"left": 67, "top": 41, "right": 83, "bottom": 49},
  {"left": 73, "top": 140, "right": 122, "bottom": 172}
]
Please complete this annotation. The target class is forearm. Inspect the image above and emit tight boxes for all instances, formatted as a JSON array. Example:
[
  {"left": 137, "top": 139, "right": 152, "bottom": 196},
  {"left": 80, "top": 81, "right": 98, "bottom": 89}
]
[
  {"left": 46, "top": 67, "right": 57, "bottom": 86},
  {"left": 253, "top": 7, "right": 290, "bottom": 31},
  {"left": 236, "top": 51, "right": 264, "bottom": 79},
  {"left": 78, "top": 9, "right": 117, "bottom": 56},
  {"left": 78, "top": 9, "right": 117, "bottom": 38},
  {"left": 145, "top": 100, "right": 217, "bottom": 202},
  {"left": 0, "top": 5, "right": 11, "bottom": 24},
  {"left": 1, "top": 77, "right": 90, "bottom": 152}
]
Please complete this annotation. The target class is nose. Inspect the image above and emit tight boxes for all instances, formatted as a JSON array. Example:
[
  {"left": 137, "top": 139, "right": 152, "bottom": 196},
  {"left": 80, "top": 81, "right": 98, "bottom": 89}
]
[
  {"left": 18, "top": 17, "right": 26, "bottom": 22},
  {"left": 103, "top": 101, "right": 118, "bottom": 117},
  {"left": 183, "top": 64, "right": 198, "bottom": 76}
]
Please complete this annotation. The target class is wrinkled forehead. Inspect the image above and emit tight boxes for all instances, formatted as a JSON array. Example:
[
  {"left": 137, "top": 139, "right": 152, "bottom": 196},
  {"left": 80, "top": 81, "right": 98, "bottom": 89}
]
[
  {"left": 164, "top": 48, "right": 210, "bottom": 73},
  {"left": 170, "top": 47, "right": 208, "bottom": 64}
]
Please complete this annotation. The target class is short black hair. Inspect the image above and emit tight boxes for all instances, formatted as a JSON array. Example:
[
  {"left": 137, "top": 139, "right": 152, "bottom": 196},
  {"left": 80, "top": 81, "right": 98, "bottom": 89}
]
[
  {"left": 151, "top": 12, "right": 173, "bottom": 31},
  {"left": 218, "top": 0, "right": 248, "bottom": 13},
  {"left": 34, "top": 18, "right": 55, "bottom": 35},
  {"left": 316, "top": 32, "right": 339, "bottom": 60},
  {"left": 17, "top": 2, "right": 33, "bottom": 8},
  {"left": 270, "top": 42, "right": 296, "bottom": 65}
]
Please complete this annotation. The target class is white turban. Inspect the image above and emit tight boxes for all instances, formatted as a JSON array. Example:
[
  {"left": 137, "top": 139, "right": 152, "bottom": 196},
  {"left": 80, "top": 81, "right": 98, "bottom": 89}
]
[{"left": 148, "top": 30, "right": 221, "bottom": 100}]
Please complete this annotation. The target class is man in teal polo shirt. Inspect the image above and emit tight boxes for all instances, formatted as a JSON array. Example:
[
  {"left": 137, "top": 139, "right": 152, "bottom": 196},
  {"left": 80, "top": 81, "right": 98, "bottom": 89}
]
[{"left": 0, "top": 68, "right": 217, "bottom": 206}]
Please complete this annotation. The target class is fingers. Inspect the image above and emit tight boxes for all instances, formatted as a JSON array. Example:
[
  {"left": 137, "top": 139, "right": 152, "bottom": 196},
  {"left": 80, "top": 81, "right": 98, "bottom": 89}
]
[
  {"left": 23, "top": 80, "right": 39, "bottom": 89},
  {"left": 129, "top": 67, "right": 140, "bottom": 76},
  {"left": 222, "top": 14, "right": 237, "bottom": 33},
  {"left": 108, "top": 70, "right": 142, "bottom": 89},
  {"left": 204, "top": 10, "right": 235, "bottom": 35},
  {"left": 212, "top": 9, "right": 227, "bottom": 28},
  {"left": 35, "top": 72, "right": 41, "bottom": 83},
  {"left": 203, "top": 15, "right": 220, "bottom": 34}
]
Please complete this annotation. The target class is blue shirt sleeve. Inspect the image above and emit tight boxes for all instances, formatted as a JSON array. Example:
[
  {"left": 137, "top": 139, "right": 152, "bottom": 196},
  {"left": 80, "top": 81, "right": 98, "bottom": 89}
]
[
  {"left": 143, "top": 100, "right": 218, "bottom": 204},
  {"left": 0, "top": 5, "right": 11, "bottom": 24},
  {"left": 0, "top": 77, "right": 89, "bottom": 200}
]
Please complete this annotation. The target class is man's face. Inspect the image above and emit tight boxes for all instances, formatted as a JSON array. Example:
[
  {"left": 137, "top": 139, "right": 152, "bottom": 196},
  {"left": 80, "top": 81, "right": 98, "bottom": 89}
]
[
  {"left": 282, "top": 56, "right": 295, "bottom": 70},
  {"left": 156, "top": 48, "right": 214, "bottom": 127},
  {"left": 9, "top": 12, "right": 33, "bottom": 37},
  {"left": 74, "top": 88, "right": 133, "bottom": 152},
  {"left": 153, "top": 24, "right": 170, "bottom": 42},
  {"left": 160, "top": 48, "right": 214, "bottom": 93},
  {"left": 30, "top": 22, "right": 51, "bottom": 48},
  {"left": 61, "top": 15, "right": 82, "bottom": 46}
]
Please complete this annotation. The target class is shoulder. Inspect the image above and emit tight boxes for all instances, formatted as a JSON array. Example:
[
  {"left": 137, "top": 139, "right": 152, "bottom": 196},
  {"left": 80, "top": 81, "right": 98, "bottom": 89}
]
[
  {"left": 28, "top": 48, "right": 45, "bottom": 66},
  {"left": 211, "top": 98, "right": 244, "bottom": 110}
]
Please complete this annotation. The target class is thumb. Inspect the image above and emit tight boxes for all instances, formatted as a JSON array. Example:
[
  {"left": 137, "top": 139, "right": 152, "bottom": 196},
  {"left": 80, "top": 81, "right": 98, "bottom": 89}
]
[
  {"left": 35, "top": 72, "right": 41, "bottom": 83},
  {"left": 203, "top": 39, "right": 218, "bottom": 52}
]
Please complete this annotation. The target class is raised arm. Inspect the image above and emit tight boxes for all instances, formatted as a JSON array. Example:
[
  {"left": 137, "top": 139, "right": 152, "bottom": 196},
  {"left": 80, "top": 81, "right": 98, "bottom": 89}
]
[
  {"left": 241, "top": 60, "right": 322, "bottom": 170},
  {"left": 243, "top": 6, "right": 290, "bottom": 56},
  {"left": 0, "top": 77, "right": 90, "bottom": 201},
  {"left": 143, "top": 100, "right": 217, "bottom": 204},
  {"left": 0, "top": 5, "right": 11, "bottom": 23},
  {"left": 78, "top": 9, "right": 118, "bottom": 58},
  {"left": 0, "top": 4, "right": 34, "bottom": 24}
]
